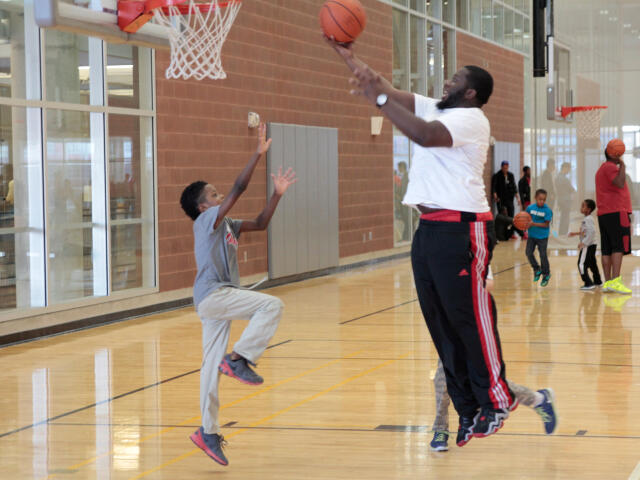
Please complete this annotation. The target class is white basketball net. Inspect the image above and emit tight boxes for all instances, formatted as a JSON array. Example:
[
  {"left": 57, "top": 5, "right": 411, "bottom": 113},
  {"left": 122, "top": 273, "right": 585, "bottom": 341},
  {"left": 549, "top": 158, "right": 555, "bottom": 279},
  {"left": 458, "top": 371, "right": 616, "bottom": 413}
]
[
  {"left": 573, "top": 108, "right": 606, "bottom": 140},
  {"left": 153, "top": 0, "right": 242, "bottom": 80}
]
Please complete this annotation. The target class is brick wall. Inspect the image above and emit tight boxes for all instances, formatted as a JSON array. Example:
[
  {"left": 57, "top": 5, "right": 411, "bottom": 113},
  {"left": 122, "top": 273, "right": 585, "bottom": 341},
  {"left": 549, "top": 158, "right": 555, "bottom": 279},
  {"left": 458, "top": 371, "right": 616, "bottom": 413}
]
[
  {"left": 156, "top": 0, "right": 394, "bottom": 291},
  {"left": 456, "top": 32, "right": 525, "bottom": 203}
]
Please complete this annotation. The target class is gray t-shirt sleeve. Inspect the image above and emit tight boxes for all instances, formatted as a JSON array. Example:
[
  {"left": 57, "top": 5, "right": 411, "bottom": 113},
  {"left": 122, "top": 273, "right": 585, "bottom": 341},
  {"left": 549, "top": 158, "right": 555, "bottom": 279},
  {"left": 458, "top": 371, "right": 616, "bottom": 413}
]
[{"left": 197, "top": 205, "right": 220, "bottom": 234}]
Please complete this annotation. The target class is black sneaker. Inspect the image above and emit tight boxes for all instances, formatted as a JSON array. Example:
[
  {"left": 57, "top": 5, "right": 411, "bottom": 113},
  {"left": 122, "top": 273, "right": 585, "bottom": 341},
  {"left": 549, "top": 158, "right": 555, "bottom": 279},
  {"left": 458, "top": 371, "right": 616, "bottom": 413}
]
[
  {"left": 219, "top": 353, "right": 264, "bottom": 385},
  {"left": 456, "top": 414, "right": 477, "bottom": 447},
  {"left": 190, "top": 427, "right": 229, "bottom": 466},
  {"left": 472, "top": 400, "right": 517, "bottom": 438}
]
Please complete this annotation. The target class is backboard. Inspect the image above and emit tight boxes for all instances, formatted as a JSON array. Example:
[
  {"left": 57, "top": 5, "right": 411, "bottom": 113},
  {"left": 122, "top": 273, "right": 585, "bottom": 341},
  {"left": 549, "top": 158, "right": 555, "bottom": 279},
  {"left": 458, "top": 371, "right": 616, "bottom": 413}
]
[{"left": 35, "top": 0, "right": 169, "bottom": 48}]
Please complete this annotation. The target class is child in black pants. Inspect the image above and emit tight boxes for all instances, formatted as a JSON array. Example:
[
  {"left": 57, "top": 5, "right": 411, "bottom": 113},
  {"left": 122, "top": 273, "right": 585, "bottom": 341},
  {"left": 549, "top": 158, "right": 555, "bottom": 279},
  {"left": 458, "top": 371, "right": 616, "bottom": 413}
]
[{"left": 569, "top": 199, "right": 602, "bottom": 290}]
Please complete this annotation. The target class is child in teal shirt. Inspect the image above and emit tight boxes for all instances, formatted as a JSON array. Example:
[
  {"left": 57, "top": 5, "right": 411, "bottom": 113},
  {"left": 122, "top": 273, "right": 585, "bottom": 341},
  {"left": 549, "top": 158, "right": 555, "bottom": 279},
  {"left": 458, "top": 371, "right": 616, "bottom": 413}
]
[{"left": 525, "top": 189, "right": 553, "bottom": 286}]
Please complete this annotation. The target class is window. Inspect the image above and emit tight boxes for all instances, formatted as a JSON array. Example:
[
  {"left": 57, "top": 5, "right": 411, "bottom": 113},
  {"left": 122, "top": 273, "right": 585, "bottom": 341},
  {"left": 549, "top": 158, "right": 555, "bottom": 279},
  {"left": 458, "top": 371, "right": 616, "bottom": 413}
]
[
  {"left": 0, "top": 1, "right": 156, "bottom": 314},
  {"left": 482, "top": 0, "right": 493, "bottom": 39},
  {"left": 470, "top": 0, "right": 482, "bottom": 35},
  {"left": 456, "top": 0, "right": 469, "bottom": 29}
]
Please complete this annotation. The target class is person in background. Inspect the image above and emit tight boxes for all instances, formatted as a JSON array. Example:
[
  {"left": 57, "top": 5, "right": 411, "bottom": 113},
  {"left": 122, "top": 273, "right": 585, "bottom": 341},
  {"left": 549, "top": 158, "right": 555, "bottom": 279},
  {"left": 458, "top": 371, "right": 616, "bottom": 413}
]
[
  {"left": 555, "top": 162, "right": 576, "bottom": 235},
  {"left": 569, "top": 199, "right": 602, "bottom": 291},
  {"left": 540, "top": 159, "right": 556, "bottom": 210},
  {"left": 526, "top": 189, "right": 553, "bottom": 287},
  {"left": 519, "top": 166, "right": 531, "bottom": 209},
  {"left": 492, "top": 160, "right": 520, "bottom": 218}
]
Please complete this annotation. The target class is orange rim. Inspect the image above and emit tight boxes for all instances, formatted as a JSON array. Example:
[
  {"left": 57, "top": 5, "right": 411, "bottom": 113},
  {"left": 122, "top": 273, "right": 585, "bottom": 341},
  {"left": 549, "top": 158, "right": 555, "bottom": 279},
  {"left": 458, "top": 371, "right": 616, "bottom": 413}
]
[
  {"left": 560, "top": 105, "right": 607, "bottom": 118},
  {"left": 150, "top": 0, "right": 240, "bottom": 15}
]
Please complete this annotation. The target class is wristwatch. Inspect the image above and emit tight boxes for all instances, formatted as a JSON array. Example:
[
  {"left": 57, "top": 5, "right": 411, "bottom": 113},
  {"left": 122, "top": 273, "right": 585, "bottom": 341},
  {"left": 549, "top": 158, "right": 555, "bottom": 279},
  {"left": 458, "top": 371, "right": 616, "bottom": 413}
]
[{"left": 376, "top": 93, "right": 389, "bottom": 108}]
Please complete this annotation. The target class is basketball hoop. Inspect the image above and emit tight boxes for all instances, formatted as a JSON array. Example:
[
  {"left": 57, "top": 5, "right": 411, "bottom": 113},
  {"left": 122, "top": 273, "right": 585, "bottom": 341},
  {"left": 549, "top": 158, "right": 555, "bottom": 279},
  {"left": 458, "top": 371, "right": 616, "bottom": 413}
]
[
  {"left": 118, "top": 0, "right": 241, "bottom": 80},
  {"left": 559, "top": 106, "right": 607, "bottom": 140}
]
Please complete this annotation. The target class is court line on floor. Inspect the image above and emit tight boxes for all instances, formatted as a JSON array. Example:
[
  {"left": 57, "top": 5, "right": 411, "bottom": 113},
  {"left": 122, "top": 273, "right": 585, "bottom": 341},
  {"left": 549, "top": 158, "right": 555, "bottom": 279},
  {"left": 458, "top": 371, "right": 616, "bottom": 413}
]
[
  {"left": 128, "top": 354, "right": 411, "bottom": 480},
  {"left": 261, "top": 355, "right": 640, "bottom": 369},
  {"left": 42, "top": 349, "right": 365, "bottom": 479},
  {"left": 0, "top": 338, "right": 294, "bottom": 441},
  {"left": 628, "top": 460, "right": 640, "bottom": 480},
  {"left": 336, "top": 263, "right": 520, "bottom": 326},
  {"left": 339, "top": 299, "right": 417, "bottom": 325},
  {"left": 44, "top": 422, "right": 640, "bottom": 441}
]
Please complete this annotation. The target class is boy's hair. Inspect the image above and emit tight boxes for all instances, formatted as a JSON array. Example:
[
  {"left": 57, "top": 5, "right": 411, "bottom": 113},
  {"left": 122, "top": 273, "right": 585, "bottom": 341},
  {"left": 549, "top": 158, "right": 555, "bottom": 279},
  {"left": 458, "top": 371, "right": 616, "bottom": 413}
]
[
  {"left": 535, "top": 188, "right": 547, "bottom": 197},
  {"left": 180, "top": 181, "right": 208, "bottom": 221},
  {"left": 584, "top": 198, "right": 596, "bottom": 213}
]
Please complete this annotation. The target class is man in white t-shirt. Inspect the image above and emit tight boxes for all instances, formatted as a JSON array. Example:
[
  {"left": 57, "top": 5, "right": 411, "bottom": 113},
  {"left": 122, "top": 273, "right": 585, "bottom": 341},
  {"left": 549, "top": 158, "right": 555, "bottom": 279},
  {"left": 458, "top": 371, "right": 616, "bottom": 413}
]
[{"left": 326, "top": 39, "right": 517, "bottom": 447}]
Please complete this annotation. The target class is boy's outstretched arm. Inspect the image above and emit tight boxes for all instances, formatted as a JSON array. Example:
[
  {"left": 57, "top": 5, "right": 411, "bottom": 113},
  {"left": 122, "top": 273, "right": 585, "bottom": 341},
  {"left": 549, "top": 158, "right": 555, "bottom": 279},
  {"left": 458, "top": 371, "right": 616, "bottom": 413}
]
[
  {"left": 214, "top": 122, "right": 272, "bottom": 229},
  {"left": 240, "top": 167, "right": 297, "bottom": 233}
]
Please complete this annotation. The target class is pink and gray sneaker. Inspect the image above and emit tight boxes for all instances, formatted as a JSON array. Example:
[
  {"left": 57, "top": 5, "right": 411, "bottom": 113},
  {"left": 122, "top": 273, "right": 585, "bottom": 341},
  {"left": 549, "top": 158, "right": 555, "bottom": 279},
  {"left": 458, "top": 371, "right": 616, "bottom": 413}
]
[
  {"left": 219, "top": 353, "right": 264, "bottom": 385},
  {"left": 190, "top": 427, "right": 228, "bottom": 466}
]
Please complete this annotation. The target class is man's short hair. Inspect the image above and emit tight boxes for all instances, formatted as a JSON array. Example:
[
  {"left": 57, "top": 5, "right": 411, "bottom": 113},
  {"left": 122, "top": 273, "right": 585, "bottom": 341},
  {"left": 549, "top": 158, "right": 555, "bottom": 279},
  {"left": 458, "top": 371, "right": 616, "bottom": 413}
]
[
  {"left": 584, "top": 199, "right": 596, "bottom": 213},
  {"left": 180, "top": 181, "right": 208, "bottom": 221},
  {"left": 501, "top": 161, "right": 509, "bottom": 166},
  {"left": 535, "top": 188, "right": 547, "bottom": 197},
  {"left": 523, "top": 166, "right": 530, "bottom": 173},
  {"left": 464, "top": 65, "right": 494, "bottom": 106}
]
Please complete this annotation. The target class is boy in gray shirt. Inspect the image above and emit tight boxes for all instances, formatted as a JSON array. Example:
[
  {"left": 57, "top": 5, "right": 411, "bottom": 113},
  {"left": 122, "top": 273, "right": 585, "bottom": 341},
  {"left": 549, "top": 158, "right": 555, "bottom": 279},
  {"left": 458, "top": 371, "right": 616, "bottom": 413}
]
[
  {"left": 569, "top": 199, "right": 602, "bottom": 290},
  {"left": 180, "top": 123, "right": 296, "bottom": 466}
]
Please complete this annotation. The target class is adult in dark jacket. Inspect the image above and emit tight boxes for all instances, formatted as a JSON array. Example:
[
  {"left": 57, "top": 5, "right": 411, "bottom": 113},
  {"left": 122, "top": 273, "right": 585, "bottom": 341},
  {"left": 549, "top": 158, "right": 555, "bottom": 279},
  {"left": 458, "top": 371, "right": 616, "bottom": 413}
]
[
  {"left": 519, "top": 166, "right": 531, "bottom": 208},
  {"left": 492, "top": 160, "right": 519, "bottom": 217}
]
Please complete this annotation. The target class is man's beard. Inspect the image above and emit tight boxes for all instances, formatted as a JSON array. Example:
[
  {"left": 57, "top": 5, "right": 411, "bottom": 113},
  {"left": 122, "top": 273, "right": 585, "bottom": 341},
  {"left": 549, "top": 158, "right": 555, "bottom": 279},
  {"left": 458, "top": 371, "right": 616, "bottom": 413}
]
[{"left": 436, "top": 89, "right": 466, "bottom": 110}]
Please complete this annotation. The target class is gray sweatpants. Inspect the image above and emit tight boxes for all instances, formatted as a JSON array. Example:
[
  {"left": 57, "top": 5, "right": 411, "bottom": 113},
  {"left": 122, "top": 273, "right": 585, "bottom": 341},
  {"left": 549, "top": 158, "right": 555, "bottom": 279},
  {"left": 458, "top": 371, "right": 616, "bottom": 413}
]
[
  {"left": 196, "top": 287, "right": 284, "bottom": 434},
  {"left": 432, "top": 359, "right": 538, "bottom": 432}
]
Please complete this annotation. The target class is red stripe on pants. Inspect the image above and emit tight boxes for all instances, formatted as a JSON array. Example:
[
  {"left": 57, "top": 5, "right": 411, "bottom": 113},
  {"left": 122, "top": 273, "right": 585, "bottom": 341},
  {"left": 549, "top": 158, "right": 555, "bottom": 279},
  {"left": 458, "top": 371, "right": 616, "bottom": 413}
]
[{"left": 469, "top": 221, "right": 513, "bottom": 409}]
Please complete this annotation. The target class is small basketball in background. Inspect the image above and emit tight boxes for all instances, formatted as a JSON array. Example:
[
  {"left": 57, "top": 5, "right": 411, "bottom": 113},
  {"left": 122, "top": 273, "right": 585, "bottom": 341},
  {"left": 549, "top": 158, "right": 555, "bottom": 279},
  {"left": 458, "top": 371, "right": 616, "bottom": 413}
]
[
  {"left": 606, "top": 138, "right": 626, "bottom": 158},
  {"left": 319, "top": 0, "right": 367, "bottom": 44},
  {"left": 513, "top": 211, "right": 532, "bottom": 231}
]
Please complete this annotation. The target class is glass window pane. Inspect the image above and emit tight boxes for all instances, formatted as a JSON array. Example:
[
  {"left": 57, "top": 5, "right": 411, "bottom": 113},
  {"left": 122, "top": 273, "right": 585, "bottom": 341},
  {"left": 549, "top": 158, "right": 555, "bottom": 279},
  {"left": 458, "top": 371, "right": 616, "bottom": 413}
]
[
  {"left": 494, "top": 3, "right": 504, "bottom": 43},
  {"left": 46, "top": 109, "right": 96, "bottom": 303},
  {"left": 427, "top": 22, "right": 442, "bottom": 98},
  {"left": 393, "top": 135, "right": 411, "bottom": 244},
  {"left": 109, "top": 115, "right": 154, "bottom": 291},
  {"left": 410, "top": 16, "right": 426, "bottom": 94},
  {"left": 456, "top": 0, "right": 468, "bottom": 29},
  {"left": 0, "top": 6, "right": 26, "bottom": 99},
  {"left": 442, "top": 0, "right": 454, "bottom": 24},
  {"left": 470, "top": 0, "right": 482, "bottom": 35},
  {"left": 443, "top": 28, "right": 456, "bottom": 83},
  {"left": 45, "top": 31, "right": 90, "bottom": 105},
  {"left": 392, "top": 9, "right": 408, "bottom": 90},
  {"left": 482, "top": 0, "right": 493, "bottom": 39},
  {"left": 514, "top": 13, "right": 524, "bottom": 52},
  {"left": 107, "top": 44, "right": 153, "bottom": 110},
  {"left": 0, "top": 106, "right": 44, "bottom": 310},
  {"left": 427, "top": 0, "right": 441, "bottom": 19},
  {"left": 504, "top": 7, "right": 514, "bottom": 48},
  {"left": 392, "top": 0, "right": 408, "bottom": 6},
  {"left": 523, "top": 14, "right": 530, "bottom": 51},
  {"left": 410, "top": 0, "right": 425, "bottom": 13}
]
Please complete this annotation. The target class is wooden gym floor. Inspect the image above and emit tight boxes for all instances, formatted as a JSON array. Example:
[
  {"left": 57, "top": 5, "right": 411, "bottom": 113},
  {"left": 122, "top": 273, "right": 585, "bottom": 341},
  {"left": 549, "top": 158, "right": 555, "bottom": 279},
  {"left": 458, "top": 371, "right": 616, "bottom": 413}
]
[{"left": 1, "top": 241, "right": 639, "bottom": 479}]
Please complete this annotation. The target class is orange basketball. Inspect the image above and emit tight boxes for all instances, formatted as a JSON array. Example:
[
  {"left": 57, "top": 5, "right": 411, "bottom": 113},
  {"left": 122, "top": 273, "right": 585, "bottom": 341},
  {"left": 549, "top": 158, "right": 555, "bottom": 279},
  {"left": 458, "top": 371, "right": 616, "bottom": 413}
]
[
  {"left": 319, "top": 0, "right": 367, "bottom": 44},
  {"left": 606, "top": 138, "right": 626, "bottom": 158},
  {"left": 513, "top": 211, "right": 532, "bottom": 231}
]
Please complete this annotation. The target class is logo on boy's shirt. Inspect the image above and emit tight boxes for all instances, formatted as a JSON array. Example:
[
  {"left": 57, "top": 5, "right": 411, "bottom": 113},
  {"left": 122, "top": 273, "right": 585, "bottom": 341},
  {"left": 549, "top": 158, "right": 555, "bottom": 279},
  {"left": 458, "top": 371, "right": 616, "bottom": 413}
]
[
  {"left": 225, "top": 231, "right": 238, "bottom": 247},
  {"left": 225, "top": 224, "right": 238, "bottom": 247}
]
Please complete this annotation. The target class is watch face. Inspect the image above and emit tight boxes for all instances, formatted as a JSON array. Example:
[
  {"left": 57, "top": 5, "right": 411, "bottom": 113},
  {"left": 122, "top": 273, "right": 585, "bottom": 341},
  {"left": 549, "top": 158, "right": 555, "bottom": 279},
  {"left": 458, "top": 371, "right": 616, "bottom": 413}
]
[{"left": 377, "top": 94, "right": 388, "bottom": 106}]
